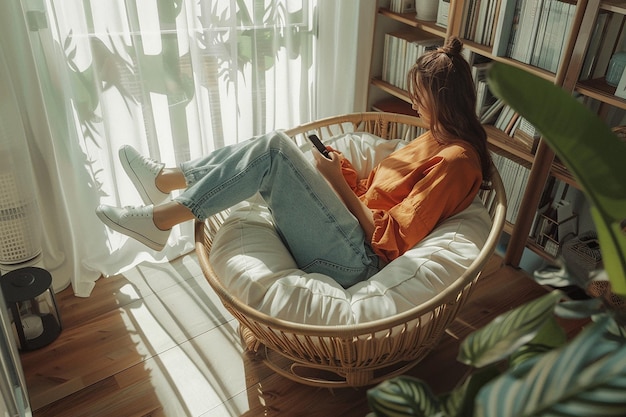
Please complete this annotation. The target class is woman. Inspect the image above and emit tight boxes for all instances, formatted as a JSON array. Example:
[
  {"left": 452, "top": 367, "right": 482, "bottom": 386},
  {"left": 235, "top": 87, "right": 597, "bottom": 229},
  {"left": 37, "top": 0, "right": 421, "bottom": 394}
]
[{"left": 96, "top": 37, "right": 491, "bottom": 288}]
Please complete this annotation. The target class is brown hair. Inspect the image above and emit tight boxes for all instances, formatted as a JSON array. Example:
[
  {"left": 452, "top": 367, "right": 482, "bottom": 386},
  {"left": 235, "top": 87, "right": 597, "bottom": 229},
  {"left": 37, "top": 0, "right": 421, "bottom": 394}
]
[{"left": 407, "top": 37, "right": 492, "bottom": 182}]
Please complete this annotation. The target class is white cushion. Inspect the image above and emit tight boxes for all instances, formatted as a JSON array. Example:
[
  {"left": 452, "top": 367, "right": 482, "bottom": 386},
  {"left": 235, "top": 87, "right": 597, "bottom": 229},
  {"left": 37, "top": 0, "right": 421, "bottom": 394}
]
[{"left": 209, "top": 133, "right": 492, "bottom": 325}]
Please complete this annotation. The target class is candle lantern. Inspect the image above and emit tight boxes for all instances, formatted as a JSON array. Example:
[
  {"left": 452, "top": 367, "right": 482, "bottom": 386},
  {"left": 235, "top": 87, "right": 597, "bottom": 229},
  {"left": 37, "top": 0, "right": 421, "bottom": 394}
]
[{"left": 1, "top": 267, "right": 62, "bottom": 351}]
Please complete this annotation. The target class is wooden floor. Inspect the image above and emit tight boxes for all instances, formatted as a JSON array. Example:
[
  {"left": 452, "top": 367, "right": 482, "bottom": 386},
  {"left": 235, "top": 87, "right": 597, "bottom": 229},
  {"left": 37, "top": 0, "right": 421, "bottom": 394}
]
[{"left": 19, "top": 253, "right": 582, "bottom": 417}]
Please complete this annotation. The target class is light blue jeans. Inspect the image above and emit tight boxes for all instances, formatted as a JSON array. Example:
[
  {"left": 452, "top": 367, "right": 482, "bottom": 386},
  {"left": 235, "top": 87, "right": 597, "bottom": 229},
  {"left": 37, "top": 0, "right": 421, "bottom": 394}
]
[{"left": 175, "top": 131, "right": 380, "bottom": 288}]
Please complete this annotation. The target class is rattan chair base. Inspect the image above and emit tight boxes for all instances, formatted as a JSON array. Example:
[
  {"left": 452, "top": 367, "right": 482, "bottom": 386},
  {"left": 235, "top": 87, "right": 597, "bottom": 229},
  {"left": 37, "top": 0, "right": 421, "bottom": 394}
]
[{"left": 241, "top": 325, "right": 444, "bottom": 388}]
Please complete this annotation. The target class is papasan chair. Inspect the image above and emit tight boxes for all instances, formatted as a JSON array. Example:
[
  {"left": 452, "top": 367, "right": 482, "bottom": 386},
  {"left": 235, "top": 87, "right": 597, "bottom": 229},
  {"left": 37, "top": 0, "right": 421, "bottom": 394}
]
[{"left": 195, "top": 112, "right": 507, "bottom": 387}]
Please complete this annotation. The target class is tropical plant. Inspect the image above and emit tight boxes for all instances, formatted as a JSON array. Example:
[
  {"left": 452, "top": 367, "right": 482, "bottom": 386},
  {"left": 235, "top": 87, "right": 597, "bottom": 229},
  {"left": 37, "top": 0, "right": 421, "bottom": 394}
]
[{"left": 366, "top": 62, "right": 626, "bottom": 417}]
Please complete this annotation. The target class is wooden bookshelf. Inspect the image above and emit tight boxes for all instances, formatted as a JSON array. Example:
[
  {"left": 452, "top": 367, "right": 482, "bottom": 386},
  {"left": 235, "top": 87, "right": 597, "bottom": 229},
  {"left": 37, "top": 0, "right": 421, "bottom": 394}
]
[{"left": 368, "top": 0, "right": 614, "bottom": 270}]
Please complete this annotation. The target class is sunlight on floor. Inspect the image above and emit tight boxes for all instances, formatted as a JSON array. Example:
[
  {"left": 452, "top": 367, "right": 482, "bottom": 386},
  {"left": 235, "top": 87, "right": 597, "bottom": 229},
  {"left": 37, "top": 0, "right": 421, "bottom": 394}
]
[{"left": 118, "top": 254, "right": 253, "bottom": 416}]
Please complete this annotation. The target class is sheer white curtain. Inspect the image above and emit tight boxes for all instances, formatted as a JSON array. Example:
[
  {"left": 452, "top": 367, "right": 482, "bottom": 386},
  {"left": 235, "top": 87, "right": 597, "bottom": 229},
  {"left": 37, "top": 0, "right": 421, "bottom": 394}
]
[{"left": 0, "top": 0, "right": 375, "bottom": 297}]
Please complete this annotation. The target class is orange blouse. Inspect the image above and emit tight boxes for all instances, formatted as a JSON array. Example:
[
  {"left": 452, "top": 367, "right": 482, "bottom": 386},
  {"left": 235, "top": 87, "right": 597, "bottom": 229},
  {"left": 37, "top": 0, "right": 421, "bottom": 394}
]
[{"left": 338, "top": 132, "right": 483, "bottom": 264}]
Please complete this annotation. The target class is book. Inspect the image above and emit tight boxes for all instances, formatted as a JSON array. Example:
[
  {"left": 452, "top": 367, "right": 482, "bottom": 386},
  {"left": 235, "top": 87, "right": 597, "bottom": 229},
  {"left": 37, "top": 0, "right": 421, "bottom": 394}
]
[
  {"left": 492, "top": 0, "right": 519, "bottom": 56},
  {"left": 580, "top": 12, "right": 609, "bottom": 81},
  {"left": 510, "top": 0, "right": 540, "bottom": 63},
  {"left": 512, "top": 129, "right": 540, "bottom": 153},
  {"left": 529, "top": 0, "right": 552, "bottom": 67},
  {"left": 474, "top": 0, "right": 491, "bottom": 44},
  {"left": 517, "top": 116, "right": 540, "bottom": 137},
  {"left": 483, "top": 0, "right": 500, "bottom": 45},
  {"left": 481, "top": 98, "right": 505, "bottom": 124},
  {"left": 506, "top": 0, "right": 524, "bottom": 57},
  {"left": 592, "top": 12, "right": 623, "bottom": 79}
]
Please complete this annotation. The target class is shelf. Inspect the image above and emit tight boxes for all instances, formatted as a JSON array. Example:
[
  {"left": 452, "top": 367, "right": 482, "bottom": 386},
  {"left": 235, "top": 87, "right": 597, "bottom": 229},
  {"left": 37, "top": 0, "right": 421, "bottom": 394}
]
[
  {"left": 576, "top": 77, "right": 626, "bottom": 110},
  {"left": 371, "top": 77, "right": 412, "bottom": 104},
  {"left": 485, "top": 125, "right": 535, "bottom": 166},
  {"left": 378, "top": 8, "right": 447, "bottom": 37},
  {"left": 460, "top": 39, "right": 557, "bottom": 82},
  {"left": 600, "top": 0, "right": 626, "bottom": 13},
  {"left": 371, "top": 96, "right": 416, "bottom": 115},
  {"left": 550, "top": 159, "right": 578, "bottom": 188}
]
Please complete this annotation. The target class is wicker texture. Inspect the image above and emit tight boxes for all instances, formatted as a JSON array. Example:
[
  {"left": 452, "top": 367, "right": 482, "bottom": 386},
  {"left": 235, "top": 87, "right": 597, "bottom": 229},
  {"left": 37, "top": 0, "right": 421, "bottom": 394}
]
[{"left": 194, "top": 112, "right": 507, "bottom": 387}]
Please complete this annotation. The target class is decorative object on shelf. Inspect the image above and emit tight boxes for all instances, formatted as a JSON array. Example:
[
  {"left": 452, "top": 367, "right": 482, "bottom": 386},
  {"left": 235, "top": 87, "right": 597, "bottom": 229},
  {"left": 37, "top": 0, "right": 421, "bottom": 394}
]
[
  {"left": 605, "top": 51, "right": 626, "bottom": 87},
  {"left": 614, "top": 62, "right": 626, "bottom": 99},
  {"left": 415, "top": 0, "right": 438, "bottom": 21},
  {"left": 563, "top": 231, "right": 603, "bottom": 289},
  {"left": 388, "top": 0, "right": 416, "bottom": 13},
  {"left": 1, "top": 267, "right": 62, "bottom": 351},
  {"left": 436, "top": 0, "right": 449, "bottom": 27},
  {"left": 535, "top": 199, "right": 578, "bottom": 257}
]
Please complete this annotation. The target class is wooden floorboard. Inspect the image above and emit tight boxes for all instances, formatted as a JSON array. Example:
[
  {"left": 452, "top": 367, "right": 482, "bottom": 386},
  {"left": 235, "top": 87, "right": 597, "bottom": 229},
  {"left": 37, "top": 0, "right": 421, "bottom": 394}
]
[{"left": 19, "top": 254, "right": 580, "bottom": 417}]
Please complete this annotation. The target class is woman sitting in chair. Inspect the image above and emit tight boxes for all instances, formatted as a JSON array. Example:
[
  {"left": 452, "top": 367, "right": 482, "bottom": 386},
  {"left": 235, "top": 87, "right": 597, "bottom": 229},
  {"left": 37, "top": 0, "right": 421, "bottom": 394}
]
[{"left": 96, "top": 37, "right": 491, "bottom": 289}]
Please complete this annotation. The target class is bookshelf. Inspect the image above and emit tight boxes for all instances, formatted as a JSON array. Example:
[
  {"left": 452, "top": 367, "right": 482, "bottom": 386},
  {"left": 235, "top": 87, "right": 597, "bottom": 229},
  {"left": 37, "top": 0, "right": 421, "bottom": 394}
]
[{"left": 367, "top": 0, "right": 614, "bottom": 269}]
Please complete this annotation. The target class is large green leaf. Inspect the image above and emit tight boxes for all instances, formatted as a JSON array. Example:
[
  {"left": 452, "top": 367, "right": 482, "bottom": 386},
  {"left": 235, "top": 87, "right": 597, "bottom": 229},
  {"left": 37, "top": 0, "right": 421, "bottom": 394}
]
[
  {"left": 367, "top": 376, "right": 441, "bottom": 417},
  {"left": 474, "top": 315, "right": 626, "bottom": 417},
  {"left": 458, "top": 290, "right": 564, "bottom": 368},
  {"left": 487, "top": 62, "right": 626, "bottom": 295}
]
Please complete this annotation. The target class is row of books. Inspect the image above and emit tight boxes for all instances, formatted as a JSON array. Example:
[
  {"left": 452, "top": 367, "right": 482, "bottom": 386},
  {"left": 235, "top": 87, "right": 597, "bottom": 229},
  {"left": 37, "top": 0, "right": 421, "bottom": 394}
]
[
  {"left": 381, "top": 32, "right": 442, "bottom": 91},
  {"left": 461, "top": 0, "right": 500, "bottom": 46},
  {"left": 490, "top": 152, "right": 530, "bottom": 224},
  {"left": 488, "top": 100, "right": 541, "bottom": 153},
  {"left": 469, "top": 56, "right": 542, "bottom": 153},
  {"left": 471, "top": 60, "right": 497, "bottom": 118},
  {"left": 492, "top": 0, "right": 575, "bottom": 72}
]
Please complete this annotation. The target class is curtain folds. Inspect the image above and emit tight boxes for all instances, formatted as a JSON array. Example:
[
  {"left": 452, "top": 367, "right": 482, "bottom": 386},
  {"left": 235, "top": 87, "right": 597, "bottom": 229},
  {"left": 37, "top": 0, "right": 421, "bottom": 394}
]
[{"left": 0, "top": 0, "right": 375, "bottom": 297}]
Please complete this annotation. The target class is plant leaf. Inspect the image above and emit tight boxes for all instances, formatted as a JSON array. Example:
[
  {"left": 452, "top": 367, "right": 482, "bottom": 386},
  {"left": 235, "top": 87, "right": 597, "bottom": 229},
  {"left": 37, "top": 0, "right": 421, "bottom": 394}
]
[
  {"left": 554, "top": 297, "right": 605, "bottom": 319},
  {"left": 458, "top": 290, "right": 564, "bottom": 368},
  {"left": 508, "top": 315, "right": 566, "bottom": 369},
  {"left": 487, "top": 62, "right": 626, "bottom": 295},
  {"left": 475, "top": 315, "right": 626, "bottom": 417},
  {"left": 440, "top": 366, "right": 500, "bottom": 417},
  {"left": 367, "top": 376, "right": 441, "bottom": 417}
]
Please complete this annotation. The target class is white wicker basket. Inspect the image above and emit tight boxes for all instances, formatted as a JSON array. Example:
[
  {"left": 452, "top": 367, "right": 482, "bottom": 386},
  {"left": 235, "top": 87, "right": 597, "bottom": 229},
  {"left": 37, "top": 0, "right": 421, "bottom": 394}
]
[{"left": 0, "top": 172, "right": 42, "bottom": 264}]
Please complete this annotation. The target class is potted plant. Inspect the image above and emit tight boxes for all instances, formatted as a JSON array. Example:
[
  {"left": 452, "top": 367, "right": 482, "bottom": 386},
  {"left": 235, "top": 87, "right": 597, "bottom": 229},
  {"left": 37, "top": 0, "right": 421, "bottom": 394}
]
[{"left": 366, "top": 62, "right": 626, "bottom": 417}]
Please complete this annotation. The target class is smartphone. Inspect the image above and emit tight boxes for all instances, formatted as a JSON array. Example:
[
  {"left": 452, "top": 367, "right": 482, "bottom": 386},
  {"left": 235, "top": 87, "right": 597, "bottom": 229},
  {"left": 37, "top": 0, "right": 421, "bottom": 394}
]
[{"left": 307, "top": 134, "right": 331, "bottom": 159}]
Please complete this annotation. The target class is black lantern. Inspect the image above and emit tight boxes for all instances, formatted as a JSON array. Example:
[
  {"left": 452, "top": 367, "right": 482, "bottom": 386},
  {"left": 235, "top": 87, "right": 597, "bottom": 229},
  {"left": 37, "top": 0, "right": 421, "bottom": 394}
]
[{"left": 1, "top": 267, "right": 62, "bottom": 351}]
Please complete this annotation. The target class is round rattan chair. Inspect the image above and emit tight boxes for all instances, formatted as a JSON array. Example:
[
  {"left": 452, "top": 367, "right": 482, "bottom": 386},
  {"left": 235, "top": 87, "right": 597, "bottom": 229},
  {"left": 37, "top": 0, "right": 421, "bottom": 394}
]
[{"left": 194, "top": 112, "right": 507, "bottom": 387}]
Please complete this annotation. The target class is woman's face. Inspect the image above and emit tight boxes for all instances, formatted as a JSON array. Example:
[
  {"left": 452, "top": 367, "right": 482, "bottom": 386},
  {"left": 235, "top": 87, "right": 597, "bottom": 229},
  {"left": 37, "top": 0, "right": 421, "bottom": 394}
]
[{"left": 412, "top": 99, "right": 431, "bottom": 124}]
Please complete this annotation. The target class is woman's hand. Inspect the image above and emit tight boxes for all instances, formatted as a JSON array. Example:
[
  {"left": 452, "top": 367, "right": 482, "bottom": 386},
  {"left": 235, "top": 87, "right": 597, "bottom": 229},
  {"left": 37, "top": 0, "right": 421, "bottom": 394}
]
[
  {"left": 312, "top": 149, "right": 344, "bottom": 188},
  {"left": 312, "top": 149, "right": 375, "bottom": 240}
]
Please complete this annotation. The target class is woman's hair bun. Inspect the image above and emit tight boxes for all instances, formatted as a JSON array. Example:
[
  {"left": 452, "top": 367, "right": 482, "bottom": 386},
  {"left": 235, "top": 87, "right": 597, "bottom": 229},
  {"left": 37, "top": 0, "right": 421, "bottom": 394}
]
[{"left": 441, "top": 37, "right": 463, "bottom": 57}]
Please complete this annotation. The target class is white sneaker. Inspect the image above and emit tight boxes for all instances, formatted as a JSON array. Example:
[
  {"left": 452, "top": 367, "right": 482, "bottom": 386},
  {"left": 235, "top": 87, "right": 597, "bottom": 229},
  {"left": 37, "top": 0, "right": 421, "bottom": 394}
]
[
  {"left": 96, "top": 204, "right": 170, "bottom": 251},
  {"left": 119, "top": 145, "right": 169, "bottom": 205}
]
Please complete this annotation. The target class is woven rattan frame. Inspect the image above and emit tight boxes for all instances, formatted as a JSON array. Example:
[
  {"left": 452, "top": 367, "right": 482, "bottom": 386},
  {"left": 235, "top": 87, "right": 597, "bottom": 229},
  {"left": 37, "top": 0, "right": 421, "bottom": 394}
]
[{"left": 194, "top": 112, "right": 507, "bottom": 387}]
